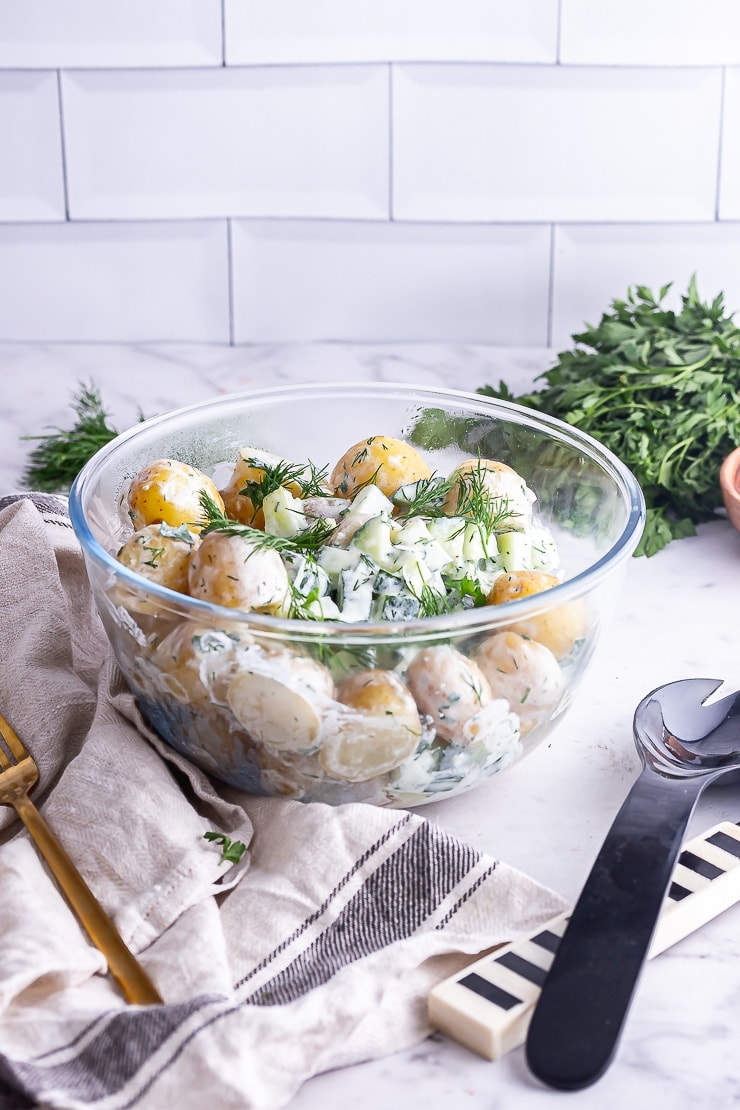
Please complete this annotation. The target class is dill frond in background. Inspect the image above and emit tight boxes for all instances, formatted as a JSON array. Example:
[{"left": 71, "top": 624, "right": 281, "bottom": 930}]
[{"left": 22, "top": 382, "right": 121, "bottom": 493}]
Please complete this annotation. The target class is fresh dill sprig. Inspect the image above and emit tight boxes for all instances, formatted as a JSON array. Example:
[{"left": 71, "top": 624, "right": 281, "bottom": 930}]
[
  {"left": 414, "top": 583, "right": 454, "bottom": 618},
  {"left": 22, "top": 382, "right": 122, "bottom": 492},
  {"left": 239, "top": 456, "right": 329, "bottom": 510},
  {"left": 454, "top": 462, "right": 515, "bottom": 536},
  {"left": 198, "top": 490, "right": 335, "bottom": 553},
  {"left": 393, "top": 474, "right": 455, "bottom": 519}
]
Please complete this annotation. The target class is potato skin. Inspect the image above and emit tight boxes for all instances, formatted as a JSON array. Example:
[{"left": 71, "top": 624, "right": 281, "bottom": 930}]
[
  {"left": 489, "top": 569, "right": 558, "bottom": 604},
  {"left": 153, "top": 622, "right": 247, "bottom": 706},
  {"left": 220, "top": 448, "right": 285, "bottom": 528},
  {"left": 472, "top": 630, "right": 563, "bottom": 735},
  {"left": 128, "top": 458, "right": 224, "bottom": 533},
  {"left": 117, "top": 524, "right": 198, "bottom": 595},
  {"left": 220, "top": 447, "right": 326, "bottom": 527},
  {"left": 337, "top": 668, "right": 421, "bottom": 724},
  {"left": 405, "top": 645, "right": 492, "bottom": 740},
  {"left": 187, "top": 531, "right": 289, "bottom": 613},
  {"left": 330, "top": 436, "right": 431, "bottom": 499},
  {"left": 488, "top": 570, "right": 588, "bottom": 660}
]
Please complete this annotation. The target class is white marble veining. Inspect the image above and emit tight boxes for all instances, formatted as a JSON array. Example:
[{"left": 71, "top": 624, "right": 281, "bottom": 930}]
[{"left": 4, "top": 341, "right": 740, "bottom": 1108}]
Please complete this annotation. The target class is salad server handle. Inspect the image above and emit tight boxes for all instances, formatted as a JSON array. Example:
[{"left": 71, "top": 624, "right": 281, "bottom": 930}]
[{"left": 525, "top": 766, "right": 706, "bottom": 1090}]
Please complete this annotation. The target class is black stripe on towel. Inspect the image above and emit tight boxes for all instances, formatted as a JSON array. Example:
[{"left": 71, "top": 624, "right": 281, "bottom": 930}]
[{"left": 246, "top": 821, "right": 480, "bottom": 1006}]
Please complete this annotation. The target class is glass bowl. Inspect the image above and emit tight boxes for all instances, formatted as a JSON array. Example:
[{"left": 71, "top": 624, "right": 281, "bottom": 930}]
[{"left": 69, "top": 382, "right": 645, "bottom": 807}]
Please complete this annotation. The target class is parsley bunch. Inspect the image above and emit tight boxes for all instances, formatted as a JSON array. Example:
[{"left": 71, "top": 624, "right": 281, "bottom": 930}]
[{"left": 480, "top": 278, "right": 740, "bottom": 556}]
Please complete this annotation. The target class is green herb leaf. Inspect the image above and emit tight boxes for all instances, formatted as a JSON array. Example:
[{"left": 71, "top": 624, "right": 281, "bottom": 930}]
[
  {"left": 203, "top": 830, "right": 247, "bottom": 865},
  {"left": 478, "top": 278, "right": 740, "bottom": 555},
  {"left": 158, "top": 522, "right": 196, "bottom": 544}
]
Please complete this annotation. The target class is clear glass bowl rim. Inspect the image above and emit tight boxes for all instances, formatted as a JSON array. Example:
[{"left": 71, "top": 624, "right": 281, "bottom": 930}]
[{"left": 68, "top": 380, "right": 646, "bottom": 645}]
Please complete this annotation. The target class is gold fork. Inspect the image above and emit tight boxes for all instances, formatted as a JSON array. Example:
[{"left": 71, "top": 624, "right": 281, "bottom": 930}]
[{"left": 0, "top": 710, "right": 162, "bottom": 1005}]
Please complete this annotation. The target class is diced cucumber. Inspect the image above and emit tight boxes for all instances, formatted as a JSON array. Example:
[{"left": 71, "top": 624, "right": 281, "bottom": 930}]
[
  {"left": 347, "top": 484, "right": 395, "bottom": 519},
  {"left": 394, "top": 517, "right": 432, "bottom": 546},
  {"left": 427, "top": 517, "right": 466, "bottom": 562},
  {"left": 305, "top": 594, "right": 343, "bottom": 620},
  {"left": 262, "top": 486, "right": 306, "bottom": 539},
  {"left": 373, "top": 569, "right": 404, "bottom": 598},
  {"left": 462, "top": 522, "right": 487, "bottom": 562},
  {"left": 338, "top": 565, "right": 375, "bottom": 622},
  {"left": 391, "top": 475, "right": 448, "bottom": 511},
  {"left": 393, "top": 519, "right": 451, "bottom": 578},
  {"left": 399, "top": 553, "right": 445, "bottom": 598},
  {"left": 497, "top": 530, "right": 532, "bottom": 571},
  {"left": 317, "top": 545, "right": 357, "bottom": 582},
  {"left": 379, "top": 593, "right": 421, "bottom": 621},
  {"left": 350, "top": 516, "right": 395, "bottom": 569},
  {"left": 285, "top": 553, "right": 331, "bottom": 600}
]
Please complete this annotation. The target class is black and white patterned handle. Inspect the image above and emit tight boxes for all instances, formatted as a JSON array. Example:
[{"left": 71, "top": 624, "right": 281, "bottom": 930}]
[{"left": 428, "top": 818, "right": 740, "bottom": 1061}]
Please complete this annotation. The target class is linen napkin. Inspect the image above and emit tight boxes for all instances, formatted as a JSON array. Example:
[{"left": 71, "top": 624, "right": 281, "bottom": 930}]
[{"left": 0, "top": 493, "right": 567, "bottom": 1110}]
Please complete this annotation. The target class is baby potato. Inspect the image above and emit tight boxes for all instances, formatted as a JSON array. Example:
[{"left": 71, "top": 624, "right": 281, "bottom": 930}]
[
  {"left": 318, "top": 714, "right": 421, "bottom": 783},
  {"left": 443, "top": 458, "right": 535, "bottom": 528},
  {"left": 153, "top": 622, "right": 248, "bottom": 706},
  {"left": 127, "top": 458, "right": 224, "bottom": 533},
  {"left": 316, "top": 669, "right": 421, "bottom": 782},
  {"left": 472, "top": 631, "right": 563, "bottom": 736},
  {"left": 330, "top": 435, "right": 431, "bottom": 499},
  {"left": 227, "top": 652, "right": 334, "bottom": 754},
  {"left": 489, "top": 569, "right": 559, "bottom": 604},
  {"left": 188, "top": 532, "right": 289, "bottom": 614},
  {"left": 220, "top": 447, "right": 321, "bottom": 528},
  {"left": 337, "top": 668, "right": 422, "bottom": 723},
  {"left": 488, "top": 570, "right": 588, "bottom": 660},
  {"left": 117, "top": 524, "right": 198, "bottom": 597},
  {"left": 405, "top": 645, "right": 492, "bottom": 741}
]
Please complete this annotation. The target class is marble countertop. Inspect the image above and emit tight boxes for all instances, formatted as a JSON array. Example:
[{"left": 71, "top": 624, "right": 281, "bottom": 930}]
[{"left": 4, "top": 341, "right": 740, "bottom": 1108}]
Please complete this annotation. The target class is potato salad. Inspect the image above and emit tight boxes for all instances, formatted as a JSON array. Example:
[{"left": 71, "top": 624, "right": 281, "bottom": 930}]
[{"left": 112, "top": 434, "right": 587, "bottom": 806}]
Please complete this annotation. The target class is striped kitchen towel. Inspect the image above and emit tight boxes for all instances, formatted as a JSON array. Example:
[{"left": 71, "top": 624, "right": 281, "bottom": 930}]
[{"left": 0, "top": 495, "right": 566, "bottom": 1110}]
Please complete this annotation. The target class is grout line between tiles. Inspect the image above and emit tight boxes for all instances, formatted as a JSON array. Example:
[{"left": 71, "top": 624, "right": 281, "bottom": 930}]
[
  {"left": 546, "top": 223, "right": 556, "bottom": 347},
  {"left": 716, "top": 66, "right": 727, "bottom": 220},
  {"left": 388, "top": 63, "right": 394, "bottom": 220},
  {"left": 226, "top": 218, "right": 235, "bottom": 345},
  {"left": 55, "top": 70, "right": 70, "bottom": 220},
  {"left": 220, "top": 0, "right": 227, "bottom": 67}
]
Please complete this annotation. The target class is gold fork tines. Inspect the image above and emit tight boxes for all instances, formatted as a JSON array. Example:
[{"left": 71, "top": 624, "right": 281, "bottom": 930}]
[{"left": 0, "top": 711, "right": 162, "bottom": 1006}]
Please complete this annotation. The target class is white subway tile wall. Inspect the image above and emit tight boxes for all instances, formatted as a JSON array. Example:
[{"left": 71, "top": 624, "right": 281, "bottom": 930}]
[
  {"left": 719, "top": 68, "right": 740, "bottom": 219},
  {"left": 231, "top": 220, "right": 551, "bottom": 343},
  {"left": 224, "top": 0, "right": 558, "bottom": 65},
  {"left": 0, "top": 1, "right": 223, "bottom": 68},
  {"left": 560, "top": 0, "right": 740, "bottom": 66},
  {"left": 0, "top": 222, "right": 229, "bottom": 342},
  {"left": 0, "top": 1, "right": 739, "bottom": 344},
  {"left": 0, "top": 71, "right": 65, "bottom": 221},
  {"left": 392, "top": 65, "right": 722, "bottom": 222},
  {"left": 62, "top": 67, "right": 389, "bottom": 220},
  {"left": 551, "top": 223, "right": 740, "bottom": 350}
]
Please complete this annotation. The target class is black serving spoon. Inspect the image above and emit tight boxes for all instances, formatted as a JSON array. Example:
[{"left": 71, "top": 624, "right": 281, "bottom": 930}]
[{"left": 525, "top": 677, "right": 740, "bottom": 1090}]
